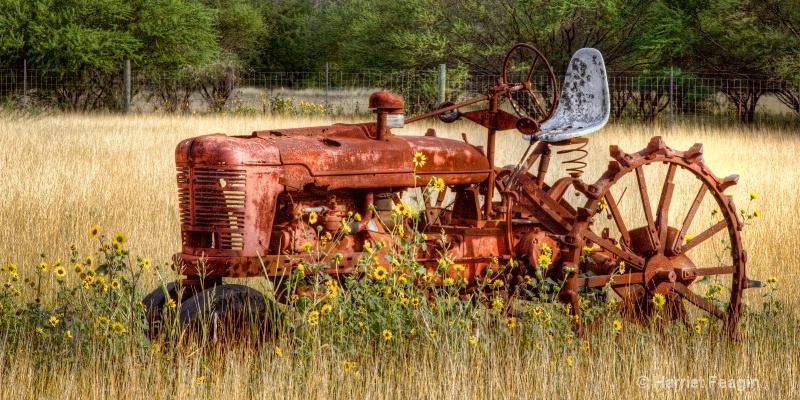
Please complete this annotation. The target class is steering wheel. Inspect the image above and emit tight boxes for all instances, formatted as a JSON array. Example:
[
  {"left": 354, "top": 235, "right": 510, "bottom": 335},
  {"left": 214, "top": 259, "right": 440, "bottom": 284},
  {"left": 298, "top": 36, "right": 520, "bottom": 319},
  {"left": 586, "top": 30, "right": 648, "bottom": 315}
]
[{"left": 501, "top": 43, "right": 559, "bottom": 125}]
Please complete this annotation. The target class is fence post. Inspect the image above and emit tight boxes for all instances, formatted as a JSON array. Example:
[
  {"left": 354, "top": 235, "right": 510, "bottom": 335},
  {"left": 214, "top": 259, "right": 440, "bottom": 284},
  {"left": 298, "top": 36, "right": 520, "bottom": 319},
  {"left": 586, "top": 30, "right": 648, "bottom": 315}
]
[
  {"left": 437, "top": 64, "right": 446, "bottom": 105},
  {"left": 122, "top": 59, "right": 131, "bottom": 114},
  {"left": 21, "top": 59, "right": 28, "bottom": 109},
  {"left": 226, "top": 65, "right": 234, "bottom": 112},
  {"left": 669, "top": 66, "right": 674, "bottom": 128},
  {"left": 325, "top": 62, "right": 329, "bottom": 114}
]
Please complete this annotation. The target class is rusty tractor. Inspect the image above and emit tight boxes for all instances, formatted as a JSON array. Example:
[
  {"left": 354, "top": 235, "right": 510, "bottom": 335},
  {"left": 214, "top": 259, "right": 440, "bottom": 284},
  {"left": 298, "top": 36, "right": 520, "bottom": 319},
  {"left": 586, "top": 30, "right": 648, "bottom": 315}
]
[{"left": 144, "top": 44, "right": 763, "bottom": 340}]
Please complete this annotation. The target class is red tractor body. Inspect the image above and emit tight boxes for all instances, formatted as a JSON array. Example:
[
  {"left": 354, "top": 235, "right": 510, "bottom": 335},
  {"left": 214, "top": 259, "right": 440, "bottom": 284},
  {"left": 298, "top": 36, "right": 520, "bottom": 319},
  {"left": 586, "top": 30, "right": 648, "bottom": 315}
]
[
  {"left": 175, "top": 122, "right": 495, "bottom": 282},
  {"left": 146, "top": 44, "right": 761, "bottom": 339}
]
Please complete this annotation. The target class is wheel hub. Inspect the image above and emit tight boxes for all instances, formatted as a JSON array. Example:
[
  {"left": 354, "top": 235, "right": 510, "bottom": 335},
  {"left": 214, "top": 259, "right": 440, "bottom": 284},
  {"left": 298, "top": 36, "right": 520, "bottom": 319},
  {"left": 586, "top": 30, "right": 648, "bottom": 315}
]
[{"left": 643, "top": 254, "right": 697, "bottom": 294}]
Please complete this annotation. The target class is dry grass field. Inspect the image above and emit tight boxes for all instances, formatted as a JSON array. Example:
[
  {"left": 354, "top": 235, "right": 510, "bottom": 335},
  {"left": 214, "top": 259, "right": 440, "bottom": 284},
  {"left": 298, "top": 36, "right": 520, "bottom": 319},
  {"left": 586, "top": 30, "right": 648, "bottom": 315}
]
[{"left": 0, "top": 112, "right": 797, "bottom": 399}]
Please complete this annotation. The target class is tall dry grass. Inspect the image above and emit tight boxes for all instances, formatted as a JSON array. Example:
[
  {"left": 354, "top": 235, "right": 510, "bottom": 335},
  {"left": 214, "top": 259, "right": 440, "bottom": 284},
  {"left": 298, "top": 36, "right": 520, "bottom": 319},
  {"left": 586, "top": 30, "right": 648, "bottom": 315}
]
[{"left": 0, "top": 113, "right": 797, "bottom": 399}]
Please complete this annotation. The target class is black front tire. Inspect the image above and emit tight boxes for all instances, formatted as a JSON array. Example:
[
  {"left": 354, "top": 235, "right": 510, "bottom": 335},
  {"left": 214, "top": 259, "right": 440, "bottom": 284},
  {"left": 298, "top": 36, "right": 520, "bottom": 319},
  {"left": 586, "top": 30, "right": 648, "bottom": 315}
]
[
  {"left": 143, "top": 282, "right": 182, "bottom": 339},
  {"left": 179, "top": 284, "right": 269, "bottom": 344}
]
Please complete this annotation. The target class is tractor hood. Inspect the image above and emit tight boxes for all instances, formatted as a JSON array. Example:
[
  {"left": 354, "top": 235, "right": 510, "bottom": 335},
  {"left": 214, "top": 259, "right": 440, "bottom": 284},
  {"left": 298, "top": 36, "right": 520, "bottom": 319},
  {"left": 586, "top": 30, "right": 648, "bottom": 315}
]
[{"left": 175, "top": 123, "right": 491, "bottom": 190}]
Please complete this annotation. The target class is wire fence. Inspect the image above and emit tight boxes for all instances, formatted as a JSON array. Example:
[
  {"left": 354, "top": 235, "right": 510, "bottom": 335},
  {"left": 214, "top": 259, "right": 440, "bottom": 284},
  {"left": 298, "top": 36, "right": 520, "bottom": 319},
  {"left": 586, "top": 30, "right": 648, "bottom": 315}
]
[{"left": 1, "top": 65, "right": 798, "bottom": 127}]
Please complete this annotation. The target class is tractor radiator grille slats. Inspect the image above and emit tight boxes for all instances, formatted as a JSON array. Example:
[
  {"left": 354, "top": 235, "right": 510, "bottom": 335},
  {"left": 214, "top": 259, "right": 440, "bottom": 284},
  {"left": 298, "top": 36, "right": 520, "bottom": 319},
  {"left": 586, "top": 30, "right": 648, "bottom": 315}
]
[{"left": 177, "top": 166, "right": 246, "bottom": 251}]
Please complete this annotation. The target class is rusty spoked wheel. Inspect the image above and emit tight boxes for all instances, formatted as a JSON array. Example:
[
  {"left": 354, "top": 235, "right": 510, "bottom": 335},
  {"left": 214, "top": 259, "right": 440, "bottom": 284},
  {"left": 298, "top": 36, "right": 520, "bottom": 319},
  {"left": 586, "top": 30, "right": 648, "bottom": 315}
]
[
  {"left": 572, "top": 137, "right": 752, "bottom": 337},
  {"left": 501, "top": 43, "right": 559, "bottom": 123}
]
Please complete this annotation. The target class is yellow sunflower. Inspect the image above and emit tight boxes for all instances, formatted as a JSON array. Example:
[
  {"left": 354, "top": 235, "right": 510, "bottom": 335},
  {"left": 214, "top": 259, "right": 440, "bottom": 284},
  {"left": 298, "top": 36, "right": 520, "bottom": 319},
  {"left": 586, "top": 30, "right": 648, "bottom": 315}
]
[
  {"left": 612, "top": 319, "right": 623, "bottom": 332},
  {"left": 373, "top": 266, "right": 388, "bottom": 281},
  {"left": 53, "top": 266, "right": 67, "bottom": 280},
  {"left": 652, "top": 293, "right": 666, "bottom": 309},
  {"left": 412, "top": 151, "right": 427, "bottom": 168},
  {"left": 113, "top": 233, "right": 127, "bottom": 245},
  {"left": 307, "top": 311, "right": 320, "bottom": 326},
  {"left": 433, "top": 177, "right": 446, "bottom": 192},
  {"left": 89, "top": 225, "right": 101, "bottom": 240},
  {"left": 767, "top": 276, "right": 777, "bottom": 284},
  {"left": 111, "top": 322, "right": 126, "bottom": 335},
  {"left": 492, "top": 298, "right": 504, "bottom": 312}
]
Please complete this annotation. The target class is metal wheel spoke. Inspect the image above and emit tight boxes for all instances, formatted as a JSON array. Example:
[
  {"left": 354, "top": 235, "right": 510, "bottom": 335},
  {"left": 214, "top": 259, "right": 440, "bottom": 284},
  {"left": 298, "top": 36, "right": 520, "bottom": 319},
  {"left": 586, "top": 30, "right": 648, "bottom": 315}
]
[
  {"left": 530, "top": 92, "right": 547, "bottom": 117},
  {"left": 673, "top": 282, "right": 726, "bottom": 320},
  {"left": 605, "top": 191, "right": 631, "bottom": 247},
  {"left": 656, "top": 164, "right": 677, "bottom": 254},
  {"left": 675, "top": 185, "right": 708, "bottom": 253},
  {"left": 524, "top": 56, "right": 547, "bottom": 117},
  {"left": 635, "top": 166, "right": 658, "bottom": 249},
  {"left": 694, "top": 266, "right": 736, "bottom": 276},
  {"left": 681, "top": 220, "right": 728, "bottom": 253},
  {"left": 525, "top": 55, "right": 539, "bottom": 82},
  {"left": 583, "top": 230, "right": 645, "bottom": 268}
]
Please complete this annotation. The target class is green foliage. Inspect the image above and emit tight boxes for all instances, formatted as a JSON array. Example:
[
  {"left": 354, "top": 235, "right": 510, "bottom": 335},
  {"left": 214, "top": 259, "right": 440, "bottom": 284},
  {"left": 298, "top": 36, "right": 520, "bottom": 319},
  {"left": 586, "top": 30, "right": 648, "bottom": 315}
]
[
  {"left": 0, "top": 228, "right": 154, "bottom": 362},
  {"left": 0, "top": 0, "right": 220, "bottom": 111},
  {"left": 334, "top": 0, "right": 448, "bottom": 71},
  {"left": 2, "top": 0, "right": 799, "bottom": 87},
  {"left": 644, "top": 0, "right": 786, "bottom": 75},
  {"left": 259, "top": 90, "right": 328, "bottom": 116},
  {"left": 0, "top": 0, "right": 218, "bottom": 73},
  {"left": 200, "top": 0, "right": 267, "bottom": 64},
  {"left": 130, "top": 0, "right": 219, "bottom": 72},
  {"left": 752, "top": 1, "right": 800, "bottom": 84},
  {"left": 438, "top": 0, "right": 660, "bottom": 74},
  {"left": 254, "top": 0, "right": 318, "bottom": 71}
]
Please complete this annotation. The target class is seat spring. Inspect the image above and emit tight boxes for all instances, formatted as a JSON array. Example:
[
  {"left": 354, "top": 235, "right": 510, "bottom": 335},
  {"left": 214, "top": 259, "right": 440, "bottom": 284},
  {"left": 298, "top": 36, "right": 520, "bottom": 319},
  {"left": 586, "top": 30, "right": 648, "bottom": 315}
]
[{"left": 557, "top": 138, "right": 589, "bottom": 178}]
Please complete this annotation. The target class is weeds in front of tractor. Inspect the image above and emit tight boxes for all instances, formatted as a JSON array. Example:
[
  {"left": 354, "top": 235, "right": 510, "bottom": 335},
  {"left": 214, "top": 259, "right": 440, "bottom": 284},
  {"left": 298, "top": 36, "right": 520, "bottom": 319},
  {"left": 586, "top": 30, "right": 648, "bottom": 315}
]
[
  {"left": 0, "top": 229, "right": 160, "bottom": 362},
  {"left": 0, "top": 184, "right": 776, "bottom": 370}
]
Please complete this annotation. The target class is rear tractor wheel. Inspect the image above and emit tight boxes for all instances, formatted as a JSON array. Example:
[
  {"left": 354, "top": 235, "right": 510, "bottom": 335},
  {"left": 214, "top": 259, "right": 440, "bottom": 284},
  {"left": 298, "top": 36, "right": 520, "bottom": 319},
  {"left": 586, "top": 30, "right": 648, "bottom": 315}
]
[{"left": 572, "top": 137, "right": 762, "bottom": 337}]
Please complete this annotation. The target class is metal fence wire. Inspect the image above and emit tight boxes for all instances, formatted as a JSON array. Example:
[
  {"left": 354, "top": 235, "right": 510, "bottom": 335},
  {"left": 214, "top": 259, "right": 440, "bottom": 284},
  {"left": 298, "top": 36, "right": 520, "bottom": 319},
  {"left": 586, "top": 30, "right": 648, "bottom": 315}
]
[{"left": 1, "top": 66, "right": 798, "bottom": 126}]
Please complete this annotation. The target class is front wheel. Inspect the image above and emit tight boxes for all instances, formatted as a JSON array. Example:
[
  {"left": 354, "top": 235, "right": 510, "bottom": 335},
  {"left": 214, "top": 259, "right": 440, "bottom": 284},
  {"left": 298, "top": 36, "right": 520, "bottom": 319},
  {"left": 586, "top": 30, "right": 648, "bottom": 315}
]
[
  {"left": 179, "top": 284, "right": 269, "bottom": 344},
  {"left": 143, "top": 282, "right": 183, "bottom": 339}
]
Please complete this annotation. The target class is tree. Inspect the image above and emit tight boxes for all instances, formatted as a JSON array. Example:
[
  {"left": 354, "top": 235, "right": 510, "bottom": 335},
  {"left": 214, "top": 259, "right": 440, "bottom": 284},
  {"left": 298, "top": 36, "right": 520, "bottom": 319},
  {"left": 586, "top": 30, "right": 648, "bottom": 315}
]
[
  {"left": 0, "top": 0, "right": 218, "bottom": 110},
  {"left": 253, "top": 0, "right": 318, "bottom": 72},
  {"left": 641, "top": 0, "right": 788, "bottom": 122},
  {"left": 750, "top": 0, "right": 800, "bottom": 115},
  {"left": 438, "top": 0, "right": 660, "bottom": 75},
  {"left": 189, "top": 0, "right": 267, "bottom": 111},
  {"left": 332, "top": 0, "right": 447, "bottom": 71}
]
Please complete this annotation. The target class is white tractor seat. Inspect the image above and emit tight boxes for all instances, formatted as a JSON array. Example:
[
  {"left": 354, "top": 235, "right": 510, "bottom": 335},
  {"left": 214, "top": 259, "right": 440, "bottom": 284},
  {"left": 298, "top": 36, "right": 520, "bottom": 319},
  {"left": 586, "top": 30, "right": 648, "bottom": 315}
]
[{"left": 523, "top": 48, "right": 610, "bottom": 143}]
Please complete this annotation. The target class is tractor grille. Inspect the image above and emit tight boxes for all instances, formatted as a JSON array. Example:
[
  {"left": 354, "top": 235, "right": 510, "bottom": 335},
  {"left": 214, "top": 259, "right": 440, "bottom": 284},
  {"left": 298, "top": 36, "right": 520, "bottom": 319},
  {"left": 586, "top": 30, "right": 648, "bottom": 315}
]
[{"left": 177, "top": 166, "right": 246, "bottom": 251}]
